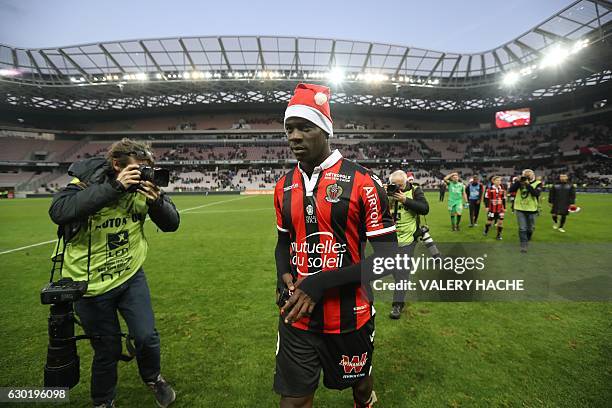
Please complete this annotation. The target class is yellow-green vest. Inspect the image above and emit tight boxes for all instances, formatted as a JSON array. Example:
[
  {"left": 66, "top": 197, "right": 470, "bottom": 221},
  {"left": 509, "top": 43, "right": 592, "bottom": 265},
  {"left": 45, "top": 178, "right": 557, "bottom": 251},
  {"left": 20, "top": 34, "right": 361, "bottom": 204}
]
[
  {"left": 514, "top": 180, "right": 541, "bottom": 212},
  {"left": 52, "top": 179, "right": 149, "bottom": 297},
  {"left": 394, "top": 188, "right": 419, "bottom": 246}
]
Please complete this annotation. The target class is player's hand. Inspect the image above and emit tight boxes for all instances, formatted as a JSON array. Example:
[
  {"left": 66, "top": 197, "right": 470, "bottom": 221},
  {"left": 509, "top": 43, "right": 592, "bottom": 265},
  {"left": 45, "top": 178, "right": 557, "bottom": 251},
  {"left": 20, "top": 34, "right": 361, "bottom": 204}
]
[
  {"left": 138, "top": 181, "right": 161, "bottom": 203},
  {"left": 392, "top": 192, "right": 406, "bottom": 204},
  {"left": 116, "top": 164, "right": 141, "bottom": 190},
  {"left": 281, "top": 286, "right": 316, "bottom": 324},
  {"left": 281, "top": 273, "right": 295, "bottom": 291},
  {"left": 276, "top": 273, "right": 296, "bottom": 308}
]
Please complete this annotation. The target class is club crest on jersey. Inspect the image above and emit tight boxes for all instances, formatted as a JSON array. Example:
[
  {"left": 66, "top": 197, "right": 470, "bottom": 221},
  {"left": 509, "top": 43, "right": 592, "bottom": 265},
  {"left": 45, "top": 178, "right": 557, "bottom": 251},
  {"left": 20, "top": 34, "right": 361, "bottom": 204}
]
[
  {"left": 325, "top": 183, "right": 343, "bottom": 203},
  {"left": 306, "top": 204, "right": 314, "bottom": 216}
]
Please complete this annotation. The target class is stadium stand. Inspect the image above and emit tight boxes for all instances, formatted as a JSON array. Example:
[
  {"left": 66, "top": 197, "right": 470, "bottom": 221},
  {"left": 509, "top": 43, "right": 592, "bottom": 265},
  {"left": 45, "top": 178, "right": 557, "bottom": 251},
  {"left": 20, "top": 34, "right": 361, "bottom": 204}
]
[{"left": 1, "top": 113, "right": 610, "bottom": 193}]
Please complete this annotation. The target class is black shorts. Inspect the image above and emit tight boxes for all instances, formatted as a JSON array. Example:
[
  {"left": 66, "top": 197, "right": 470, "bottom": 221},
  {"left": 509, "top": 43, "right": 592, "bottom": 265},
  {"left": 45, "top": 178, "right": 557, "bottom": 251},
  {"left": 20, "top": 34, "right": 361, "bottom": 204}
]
[
  {"left": 273, "top": 316, "right": 375, "bottom": 397},
  {"left": 487, "top": 211, "right": 505, "bottom": 221}
]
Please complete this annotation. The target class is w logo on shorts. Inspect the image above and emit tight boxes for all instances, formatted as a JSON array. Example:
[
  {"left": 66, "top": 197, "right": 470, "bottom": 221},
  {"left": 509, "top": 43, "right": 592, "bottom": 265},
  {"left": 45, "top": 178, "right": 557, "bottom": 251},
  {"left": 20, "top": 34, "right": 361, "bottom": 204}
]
[{"left": 339, "top": 353, "right": 368, "bottom": 374}]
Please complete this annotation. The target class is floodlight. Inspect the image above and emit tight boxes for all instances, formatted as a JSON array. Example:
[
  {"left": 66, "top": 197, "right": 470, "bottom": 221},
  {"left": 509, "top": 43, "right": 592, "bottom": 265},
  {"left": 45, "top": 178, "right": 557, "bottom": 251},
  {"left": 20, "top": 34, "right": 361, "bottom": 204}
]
[
  {"left": 0, "top": 69, "right": 19, "bottom": 77},
  {"left": 540, "top": 45, "right": 569, "bottom": 69},
  {"left": 502, "top": 71, "right": 520, "bottom": 86},
  {"left": 327, "top": 67, "right": 345, "bottom": 84}
]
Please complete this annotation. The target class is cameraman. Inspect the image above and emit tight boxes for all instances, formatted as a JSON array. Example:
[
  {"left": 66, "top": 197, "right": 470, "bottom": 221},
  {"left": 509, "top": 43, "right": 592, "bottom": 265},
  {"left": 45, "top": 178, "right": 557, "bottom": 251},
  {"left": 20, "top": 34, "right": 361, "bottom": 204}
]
[
  {"left": 48, "top": 138, "right": 179, "bottom": 408},
  {"left": 508, "top": 169, "right": 542, "bottom": 253},
  {"left": 387, "top": 170, "right": 429, "bottom": 319}
]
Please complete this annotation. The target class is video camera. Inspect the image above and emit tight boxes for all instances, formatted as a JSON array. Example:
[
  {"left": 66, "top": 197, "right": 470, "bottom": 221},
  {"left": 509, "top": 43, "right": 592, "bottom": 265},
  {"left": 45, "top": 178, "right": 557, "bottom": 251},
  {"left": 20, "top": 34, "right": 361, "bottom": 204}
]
[{"left": 40, "top": 277, "right": 88, "bottom": 389}]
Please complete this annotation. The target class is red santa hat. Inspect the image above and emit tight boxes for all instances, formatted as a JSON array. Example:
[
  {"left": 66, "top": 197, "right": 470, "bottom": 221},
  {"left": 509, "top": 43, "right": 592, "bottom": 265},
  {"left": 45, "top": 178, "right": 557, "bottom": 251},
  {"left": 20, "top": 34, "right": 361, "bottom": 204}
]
[
  {"left": 285, "top": 83, "right": 333, "bottom": 137},
  {"left": 406, "top": 172, "right": 415, "bottom": 182}
]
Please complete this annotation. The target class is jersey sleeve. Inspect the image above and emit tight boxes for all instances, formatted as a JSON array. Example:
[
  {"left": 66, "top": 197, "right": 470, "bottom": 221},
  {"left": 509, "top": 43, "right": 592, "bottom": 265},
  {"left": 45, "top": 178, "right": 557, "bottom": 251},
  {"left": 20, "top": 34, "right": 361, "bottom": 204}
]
[
  {"left": 274, "top": 178, "right": 289, "bottom": 233},
  {"left": 359, "top": 172, "right": 396, "bottom": 238}
]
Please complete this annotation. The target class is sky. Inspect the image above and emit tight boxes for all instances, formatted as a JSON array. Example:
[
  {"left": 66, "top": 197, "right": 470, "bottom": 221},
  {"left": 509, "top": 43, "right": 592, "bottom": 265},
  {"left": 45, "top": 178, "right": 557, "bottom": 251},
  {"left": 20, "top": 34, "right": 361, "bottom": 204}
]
[{"left": 0, "top": 0, "right": 575, "bottom": 53}]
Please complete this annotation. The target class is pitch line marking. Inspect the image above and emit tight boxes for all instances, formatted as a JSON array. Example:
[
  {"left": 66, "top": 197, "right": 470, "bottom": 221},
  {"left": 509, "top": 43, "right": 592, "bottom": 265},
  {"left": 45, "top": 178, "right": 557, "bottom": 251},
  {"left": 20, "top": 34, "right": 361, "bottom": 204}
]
[
  {"left": 185, "top": 207, "right": 270, "bottom": 214},
  {"left": 0, "top": 195, "right": 253, "bottom": 256},
  {"left": 0, "top": 240, "right": 58, "bottom": 255}
]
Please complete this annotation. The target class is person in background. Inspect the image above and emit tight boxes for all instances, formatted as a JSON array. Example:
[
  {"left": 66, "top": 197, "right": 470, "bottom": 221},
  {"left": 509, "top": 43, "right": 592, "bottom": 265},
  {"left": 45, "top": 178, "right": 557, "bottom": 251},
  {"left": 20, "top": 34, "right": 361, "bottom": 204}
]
[
  {"left": 438, "top": 180, "right": 446, "bottom": 202},
  {"left": 466, "top": 175, "right": 484, "bottom": 227},
  {"left": 508, "top": 169, "right": 542, "bottom": 253},
  {"left": 483, "top": 176, "right": 506, "bottom": 240},
  {"left": 443, "top": 172, "right": 468, "bottom": 231},
  {"left": 549, "top": 174, "right": 576, "bottom": 233},
  {"left": 387, "top": 170, "right": 429, "bottom": 319}
]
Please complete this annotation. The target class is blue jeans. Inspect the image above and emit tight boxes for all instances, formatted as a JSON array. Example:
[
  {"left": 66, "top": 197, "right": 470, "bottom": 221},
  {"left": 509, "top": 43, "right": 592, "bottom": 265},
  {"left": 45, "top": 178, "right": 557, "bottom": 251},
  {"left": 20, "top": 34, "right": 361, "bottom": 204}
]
[
  {"left": 392, "top": 242, "right": 416, "bottom": 305},
  {"left": 75, "top": 269, "right": 160, "bottom": 404},
  {"left": 515, "top": 210, "right": 537, "bottom": 244}
]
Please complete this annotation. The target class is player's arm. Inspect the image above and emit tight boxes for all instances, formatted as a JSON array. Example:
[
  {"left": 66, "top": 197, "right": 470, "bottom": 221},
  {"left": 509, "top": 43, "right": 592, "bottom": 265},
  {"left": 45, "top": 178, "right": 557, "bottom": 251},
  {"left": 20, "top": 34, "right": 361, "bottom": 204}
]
[
  {"left": 443, "top": 173, "right": 454, "bottom": 184},
  {"left": 462, "top": 185, "right": 468, "bottom": 203},
  {"left": 273, "top": 179, "right": 295, "bottom": 293}
]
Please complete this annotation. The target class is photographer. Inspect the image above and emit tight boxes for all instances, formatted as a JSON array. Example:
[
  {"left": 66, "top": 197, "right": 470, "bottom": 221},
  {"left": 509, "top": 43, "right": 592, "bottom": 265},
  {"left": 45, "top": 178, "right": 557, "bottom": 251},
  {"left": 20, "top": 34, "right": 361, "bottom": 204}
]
[
  {"left": 48, "top": 138, "right": 179, "bottom": 408},
  {"left": 508, "top": 169, "right": 542, "bottom": 253},
  {"left": 387, "top": 170, "right": 429, "bottom": 319}
]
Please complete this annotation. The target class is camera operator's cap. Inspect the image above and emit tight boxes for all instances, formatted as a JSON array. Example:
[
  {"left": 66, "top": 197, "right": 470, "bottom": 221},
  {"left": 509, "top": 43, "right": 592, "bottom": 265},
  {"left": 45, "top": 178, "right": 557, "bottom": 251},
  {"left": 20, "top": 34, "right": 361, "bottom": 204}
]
[{"left": 285, "top": 83, "right": 333, "bottom": 137}]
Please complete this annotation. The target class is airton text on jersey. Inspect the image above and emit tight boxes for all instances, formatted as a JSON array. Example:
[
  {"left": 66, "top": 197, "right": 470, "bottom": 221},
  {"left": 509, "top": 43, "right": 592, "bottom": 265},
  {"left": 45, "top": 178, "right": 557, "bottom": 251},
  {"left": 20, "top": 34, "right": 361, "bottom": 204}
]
[{"left": 363, "top": 186, "right": 380, "bottom": 228}]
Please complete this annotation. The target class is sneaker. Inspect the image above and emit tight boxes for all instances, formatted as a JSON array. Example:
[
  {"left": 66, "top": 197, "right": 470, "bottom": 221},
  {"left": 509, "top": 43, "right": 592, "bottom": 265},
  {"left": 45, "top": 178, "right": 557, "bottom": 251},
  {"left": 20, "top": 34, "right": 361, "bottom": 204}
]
[
  {"left": 483, "top": 230, "right": 488, "bottom": 236},
  {"left": 147, "top": 375, "right": 176, "bottom": 408},
  {"left": 496, "top": 236, "right": 503, "bottom": 240},
  {"left": 93, "top": 401, "right": 115, "bottom": 408},
  {"left": 469, "top": 224, "right": 474, "bottom": 228},
  {"left": 473, "top": 223, "right": 478, "bottom": 227},
  {"left": 558, "top": 228, "right": 565, "bottom": 233},
  {"left": 355, "top": 390, "right": 378, "bottom": 408},
  {"left": 553, "top": 224, "right": 558, "bottom": 230},
  {"left": 389, "top": 304, "right": 403, "bottom": 320}
]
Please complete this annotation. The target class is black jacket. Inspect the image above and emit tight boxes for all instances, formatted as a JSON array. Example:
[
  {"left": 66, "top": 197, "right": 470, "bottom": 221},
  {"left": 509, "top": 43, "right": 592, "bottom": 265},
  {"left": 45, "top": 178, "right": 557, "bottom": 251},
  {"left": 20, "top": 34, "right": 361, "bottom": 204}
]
[
  {"left": 399, "top": 184, "right": 429, "bottom": 215},
  {"left": 49, "top": 158, "right": 180, "bottom": 236},
  {"left": 548, "top": 183, "right": 576, "bottom": 209}
]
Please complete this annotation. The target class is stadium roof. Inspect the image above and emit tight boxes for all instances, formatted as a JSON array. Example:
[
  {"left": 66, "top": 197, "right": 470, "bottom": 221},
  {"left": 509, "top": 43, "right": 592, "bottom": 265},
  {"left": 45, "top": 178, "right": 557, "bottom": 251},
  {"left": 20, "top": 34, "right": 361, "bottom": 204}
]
[{"left": 0, "top": 0, "right": 611, "bottom": 112}]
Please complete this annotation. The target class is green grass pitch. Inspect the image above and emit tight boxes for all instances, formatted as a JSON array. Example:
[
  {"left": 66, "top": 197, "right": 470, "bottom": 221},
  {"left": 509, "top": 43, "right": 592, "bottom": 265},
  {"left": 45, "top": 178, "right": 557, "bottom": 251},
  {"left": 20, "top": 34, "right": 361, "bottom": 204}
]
[{"left": 0, "top": 192, "right": 610, "bottom": 407}]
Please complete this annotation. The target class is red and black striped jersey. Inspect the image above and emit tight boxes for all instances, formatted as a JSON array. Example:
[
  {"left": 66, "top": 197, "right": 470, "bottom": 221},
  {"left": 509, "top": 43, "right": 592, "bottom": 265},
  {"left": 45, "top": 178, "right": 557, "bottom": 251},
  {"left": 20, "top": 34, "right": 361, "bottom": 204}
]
[
  {"left": 274, "top": 150, "right": 395, "bottom": 334},
  {"left": 486, "top": 185, "right": 506, "bottom": 213}
]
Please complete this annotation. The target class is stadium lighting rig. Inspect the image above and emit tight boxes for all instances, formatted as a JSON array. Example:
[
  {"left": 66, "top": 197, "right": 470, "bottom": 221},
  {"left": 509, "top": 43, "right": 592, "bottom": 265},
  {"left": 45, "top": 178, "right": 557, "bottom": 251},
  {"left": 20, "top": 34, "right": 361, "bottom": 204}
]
[
  {"left": 60, "top": 37, "right": 590, "bottom": 90},
  {"left": 501, "top": 38, "right": 590, "bottom": 88}
]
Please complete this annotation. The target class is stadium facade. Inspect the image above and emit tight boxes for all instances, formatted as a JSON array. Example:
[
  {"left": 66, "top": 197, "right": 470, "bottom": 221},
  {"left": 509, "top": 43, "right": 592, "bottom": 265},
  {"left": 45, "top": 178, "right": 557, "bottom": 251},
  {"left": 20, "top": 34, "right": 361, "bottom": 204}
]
[{"left": 0, "top": 0, "right": 610, "bottom": 195}]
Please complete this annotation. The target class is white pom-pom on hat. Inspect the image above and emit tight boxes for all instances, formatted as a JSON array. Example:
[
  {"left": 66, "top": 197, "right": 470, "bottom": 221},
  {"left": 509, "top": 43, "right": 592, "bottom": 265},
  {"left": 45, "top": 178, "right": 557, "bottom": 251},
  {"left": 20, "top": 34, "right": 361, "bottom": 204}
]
[{"left": 314, "top": 92, "right": 328, "bottom": 106}]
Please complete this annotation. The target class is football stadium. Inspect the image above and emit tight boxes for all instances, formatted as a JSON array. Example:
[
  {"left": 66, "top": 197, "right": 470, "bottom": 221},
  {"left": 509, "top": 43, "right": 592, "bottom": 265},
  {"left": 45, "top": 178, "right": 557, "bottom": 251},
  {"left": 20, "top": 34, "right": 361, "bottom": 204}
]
[{"left": 0, "top": 0, "right": 611, "bottom": 407}]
